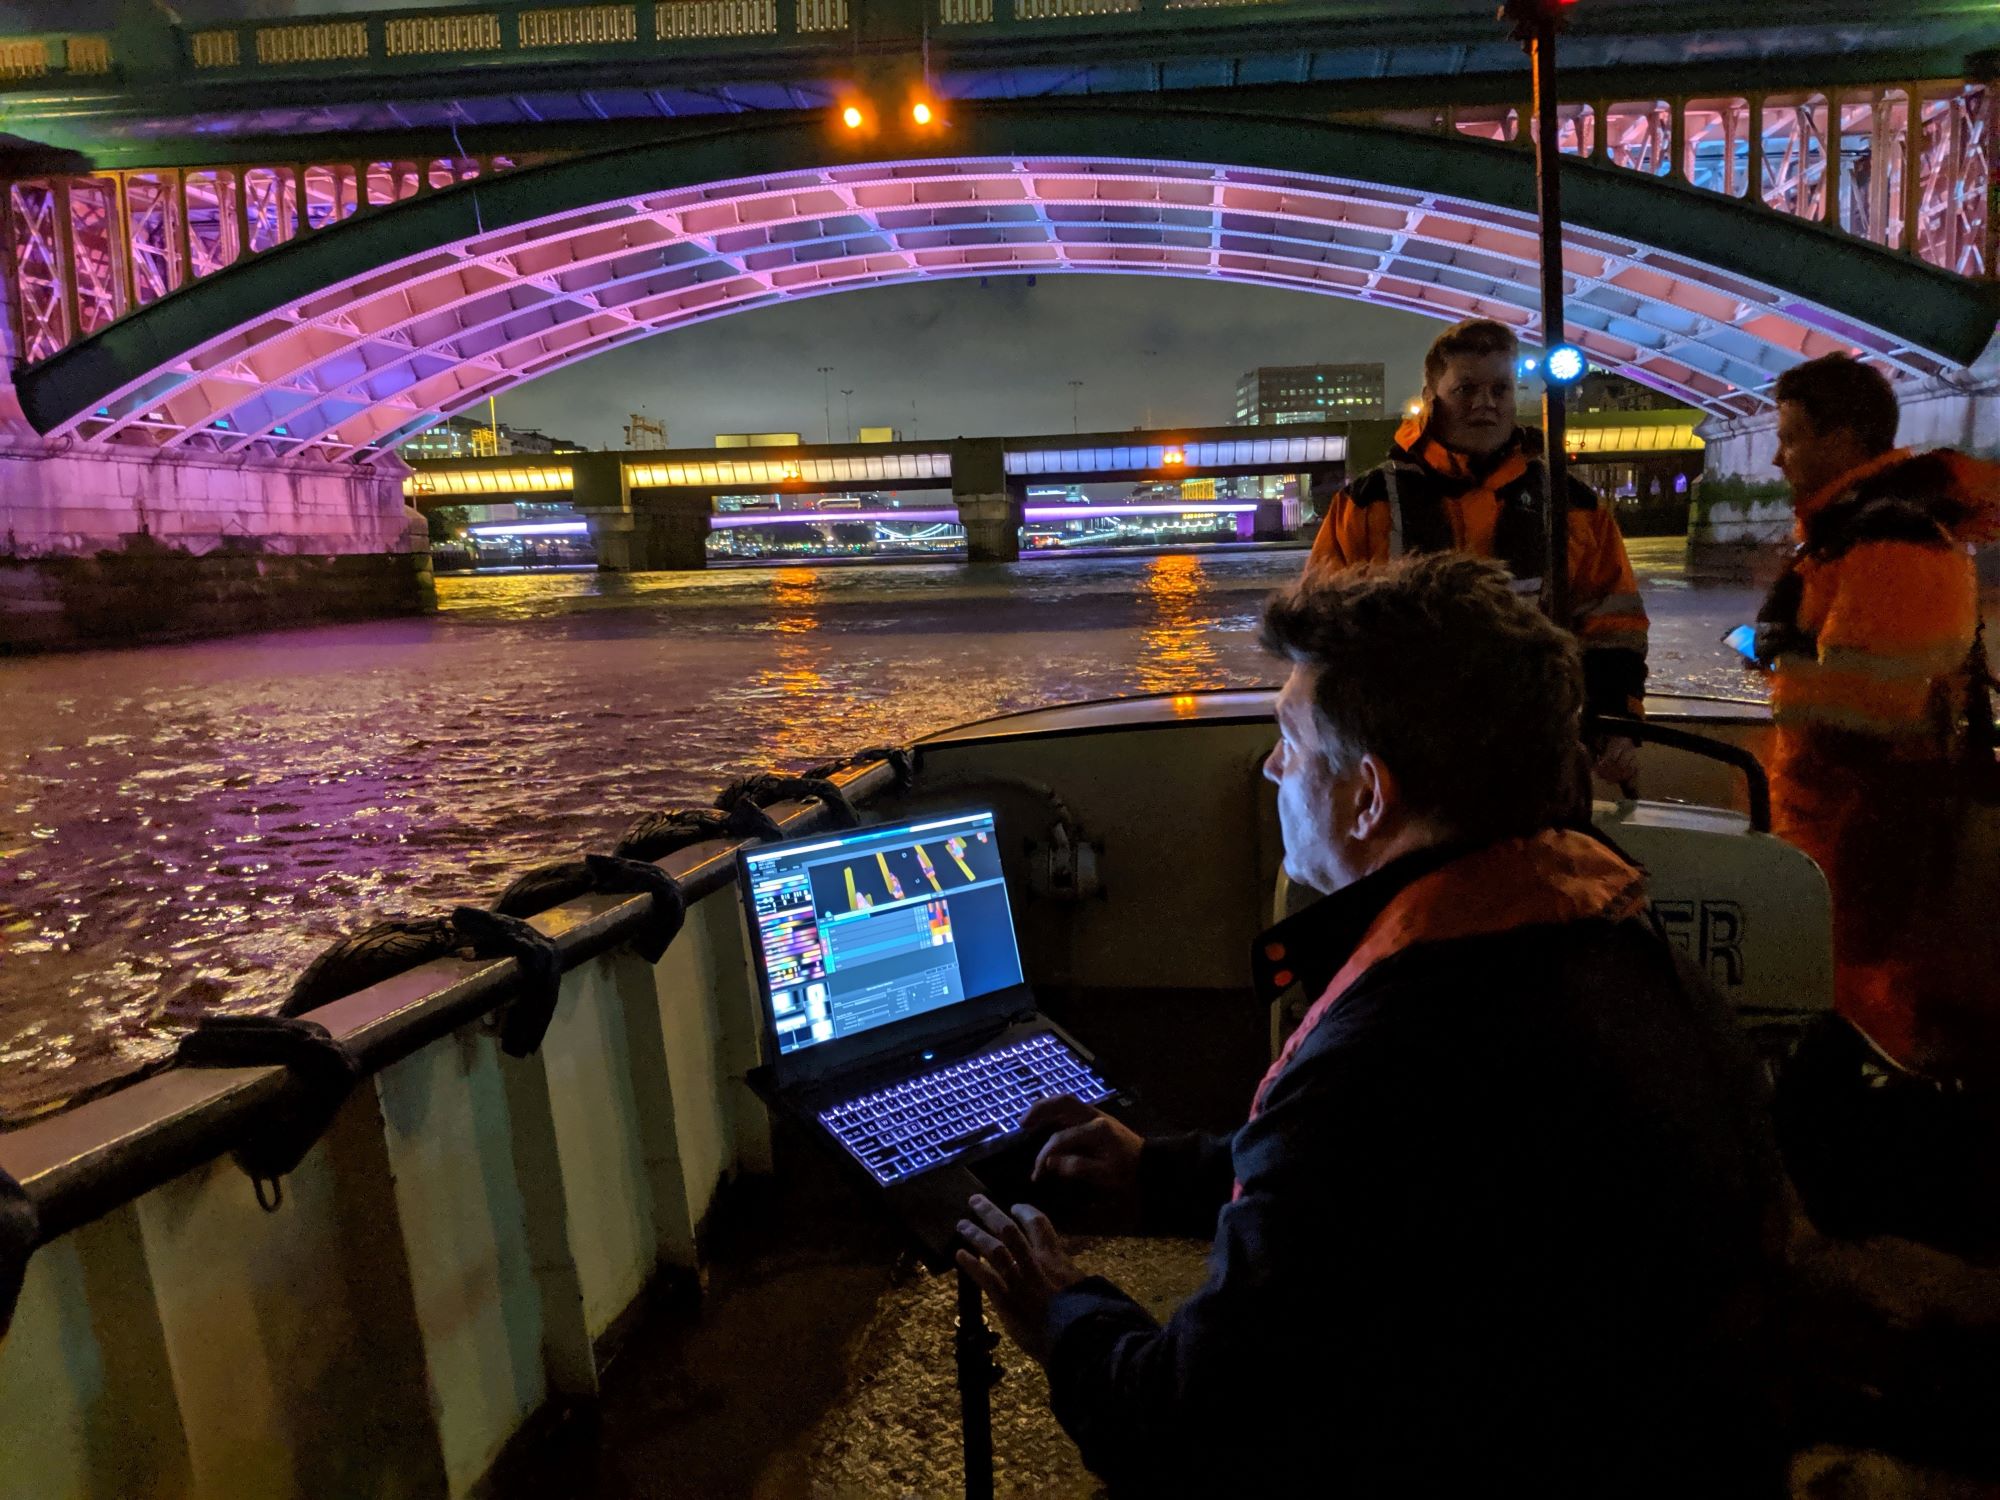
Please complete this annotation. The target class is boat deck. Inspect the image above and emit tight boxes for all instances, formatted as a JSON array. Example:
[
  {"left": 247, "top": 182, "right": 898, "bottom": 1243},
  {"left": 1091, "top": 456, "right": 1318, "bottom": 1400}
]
[
  {"left": 490, "top": 984, "right": 2000, "bottom": 1500},
  {"left": 493, "top": 1146, "right": 2000, "bottom": 1500}
]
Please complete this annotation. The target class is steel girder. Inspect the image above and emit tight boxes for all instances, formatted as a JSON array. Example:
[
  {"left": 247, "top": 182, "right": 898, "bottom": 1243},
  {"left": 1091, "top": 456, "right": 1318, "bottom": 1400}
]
[{"left": 14, "top": 109, "right": 1999, "bottom": 460}]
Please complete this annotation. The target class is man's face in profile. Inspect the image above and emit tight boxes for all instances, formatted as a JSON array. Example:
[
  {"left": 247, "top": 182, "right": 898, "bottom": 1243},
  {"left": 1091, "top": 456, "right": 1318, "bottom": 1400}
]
[{"left": 1265, "top": 664, "right": 1363, "bottom": 896}]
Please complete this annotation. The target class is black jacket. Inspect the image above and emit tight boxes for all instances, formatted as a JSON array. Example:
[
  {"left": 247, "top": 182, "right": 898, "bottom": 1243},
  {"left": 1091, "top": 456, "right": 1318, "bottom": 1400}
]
[{"left": 1043, "top": 845, "right": 1785, "bottom": 1497}]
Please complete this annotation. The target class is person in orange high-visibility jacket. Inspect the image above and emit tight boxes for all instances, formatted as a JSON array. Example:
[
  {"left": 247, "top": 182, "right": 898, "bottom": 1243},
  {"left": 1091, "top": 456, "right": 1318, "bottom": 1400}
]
[
  {"left": 1754, "top": 354, "right": 2000, "bottom": 1076},
  {"left": 1308, "top": 320, "right": 1649, "bottom": 756}
]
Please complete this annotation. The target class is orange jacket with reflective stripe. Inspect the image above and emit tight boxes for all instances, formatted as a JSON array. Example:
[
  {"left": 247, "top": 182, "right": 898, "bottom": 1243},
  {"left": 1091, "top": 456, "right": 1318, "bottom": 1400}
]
[
  {"left": 1757, "top": 448, "right": 1999, "bottom": 1068},
  {"left": 1761, "top": 450, "right": 1996, "bottom": 758},
  {"left": 1308, "top": 420, "right": 1649, "bottom": 717}
]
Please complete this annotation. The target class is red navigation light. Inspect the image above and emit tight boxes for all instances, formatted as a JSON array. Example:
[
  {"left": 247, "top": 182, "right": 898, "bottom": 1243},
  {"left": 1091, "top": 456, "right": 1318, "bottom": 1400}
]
[
  {"left": 1500, "top": 0, "right": 1577, "bottom": 37},
  {"left": 840, "top": 104, "right": 865, "bottom": 131}
]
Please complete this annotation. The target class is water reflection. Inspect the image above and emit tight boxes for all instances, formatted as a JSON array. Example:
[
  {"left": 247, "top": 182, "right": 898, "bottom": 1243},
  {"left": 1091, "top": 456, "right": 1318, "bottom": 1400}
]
[
  {"left": 1135, "top": 554, "right": 1226, "bottom": 695},
  {"left": 756, "top": 568, "right": 829, "bottom": 764}
]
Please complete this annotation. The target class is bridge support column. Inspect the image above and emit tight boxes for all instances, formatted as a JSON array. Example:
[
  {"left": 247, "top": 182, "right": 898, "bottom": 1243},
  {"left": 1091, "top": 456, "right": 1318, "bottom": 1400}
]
[
  {"left": 1252, "top": 495, "right": 1296, "bottom": 541},
  {"left": 583, "top": 505, "right": 711, "bottom": 572},
  {"left": 571, "top": 454, "right": 710, "bottom": 572},
  {"left": 951, "top": 439, "right": 1021, "bottom": 563}
]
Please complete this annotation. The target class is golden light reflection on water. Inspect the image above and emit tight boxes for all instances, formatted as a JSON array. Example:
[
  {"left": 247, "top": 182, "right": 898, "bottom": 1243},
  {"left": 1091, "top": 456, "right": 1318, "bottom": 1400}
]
[
  {"left": 1135, "top": 554, "right": 1225, "bottom": 696},
  {"left": 759, "top": 568, "right": 828, "bottom": 762}
]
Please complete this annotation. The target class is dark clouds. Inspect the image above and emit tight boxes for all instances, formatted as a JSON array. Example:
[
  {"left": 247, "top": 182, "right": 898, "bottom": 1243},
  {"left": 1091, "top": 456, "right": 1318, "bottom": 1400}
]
[{"left": 500, "top": 274, "right": 1437, "bottom": 449}]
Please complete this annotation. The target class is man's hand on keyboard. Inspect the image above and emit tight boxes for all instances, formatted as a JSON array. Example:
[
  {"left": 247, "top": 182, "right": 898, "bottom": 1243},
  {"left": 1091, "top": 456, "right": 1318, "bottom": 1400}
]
[{"left": 1026, "top": 1095, "right": 1143, "bottom": 1220}]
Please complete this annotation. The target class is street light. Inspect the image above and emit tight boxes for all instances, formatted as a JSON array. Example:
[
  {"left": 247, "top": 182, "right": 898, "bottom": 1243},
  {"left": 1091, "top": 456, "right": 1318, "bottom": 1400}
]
[
  {"left": 840, "top": 104, "right": 864, "bottom": 130},
  {"left": 841, "top": 388, "right": 855, "bottom": 441},
  {"left": 1067, "top": 379, "right": 1083, "bottom": 434},
  {"left": 817, "top": 365, "right": 834, "bottom": 443}
]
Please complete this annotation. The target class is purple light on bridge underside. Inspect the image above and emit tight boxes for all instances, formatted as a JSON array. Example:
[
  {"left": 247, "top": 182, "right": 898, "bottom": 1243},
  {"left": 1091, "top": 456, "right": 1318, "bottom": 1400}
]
[
  {"left": 707, "top": 510, "right": 957, "bottom": 528},
  {"left": 700, "top": 503, "right": 1257, "bottom": 529},
  {"left": 468, "top": 521, "right": 589, "bottom": 537},
  {"left": 56, "top": 154, "right": 1936, "bottom": 455},
  {"left": 459, "top": 504, "right": 1263, "bottom": 536}
]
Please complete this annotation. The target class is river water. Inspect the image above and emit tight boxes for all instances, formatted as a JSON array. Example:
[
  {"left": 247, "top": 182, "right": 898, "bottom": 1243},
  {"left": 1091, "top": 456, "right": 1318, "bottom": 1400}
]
[{"left": 0, "top": 540, "right": 1757, "bottom": 1123}]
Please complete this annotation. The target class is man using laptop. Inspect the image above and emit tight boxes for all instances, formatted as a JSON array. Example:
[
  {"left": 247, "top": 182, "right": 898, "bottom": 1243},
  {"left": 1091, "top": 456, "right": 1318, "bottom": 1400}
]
[{"left": 956, "top": 555, "right": 1786, "bottom": 1496}]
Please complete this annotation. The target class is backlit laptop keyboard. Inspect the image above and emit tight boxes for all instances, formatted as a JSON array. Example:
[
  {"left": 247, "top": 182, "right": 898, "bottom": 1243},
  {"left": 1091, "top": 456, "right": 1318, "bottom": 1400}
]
[{"left": 820, "top": 1032, "right": 1115, "bottom": 1185}]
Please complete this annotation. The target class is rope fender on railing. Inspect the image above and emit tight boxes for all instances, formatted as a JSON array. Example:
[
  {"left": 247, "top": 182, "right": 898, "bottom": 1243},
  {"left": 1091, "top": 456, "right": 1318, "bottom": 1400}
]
[
  {"left": 0, "top": 1163, "right": 36, "bottom": 1340},
  {"left": 716, "top": 772, "right": 859, "bottom": 828},
  {"left": 807, "top": 745, "right": 918, "bottom": 791},
  {"left": 614, "top": 801, "right": 782, "bottom": 863},
  {"left": 283, "top": 916, "right": 463, "bottom": 1019},
  {"left": 496, "top": 853, "right": 688, "bottom": 964},
  {"left": 451, "top": 907, "right": 565, "bottom": 1058},
  {"left": 176, "top": 1015, "right": 362, "bottom": 1212}
]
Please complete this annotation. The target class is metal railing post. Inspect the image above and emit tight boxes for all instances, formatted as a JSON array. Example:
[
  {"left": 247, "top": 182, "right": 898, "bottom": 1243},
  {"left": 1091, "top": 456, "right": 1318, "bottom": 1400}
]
[{"left": 1524, "top": 6, "right": 1570, "bottom": 628}]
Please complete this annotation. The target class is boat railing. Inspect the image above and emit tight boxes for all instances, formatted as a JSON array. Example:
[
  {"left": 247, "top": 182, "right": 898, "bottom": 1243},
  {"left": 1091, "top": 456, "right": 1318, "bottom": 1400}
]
[
  {"left": 4, "top": 759, "right": 896, "bottom": 1242},
  {"left": 0, "top": 758, "right": 898, "bottom": 1500}
]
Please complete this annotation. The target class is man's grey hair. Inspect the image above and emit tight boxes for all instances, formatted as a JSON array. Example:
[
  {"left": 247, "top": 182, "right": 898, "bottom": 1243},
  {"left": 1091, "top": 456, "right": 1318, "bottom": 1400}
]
[{"left": 1260, "top": 555, "right": 1586, "bottom": 842}]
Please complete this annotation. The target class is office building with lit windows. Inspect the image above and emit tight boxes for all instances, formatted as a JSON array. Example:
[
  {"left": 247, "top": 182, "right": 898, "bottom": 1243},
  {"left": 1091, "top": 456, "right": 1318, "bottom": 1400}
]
[{"left": 1234, "top": 363, "right": 1386, "bottom": 425}]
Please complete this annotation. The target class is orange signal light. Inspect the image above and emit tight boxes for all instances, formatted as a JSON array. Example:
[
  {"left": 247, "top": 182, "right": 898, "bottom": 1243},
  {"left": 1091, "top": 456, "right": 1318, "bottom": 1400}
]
[
  {"left": 911, "top": 100, "right": 934, "bottom": 126},
  {"left": 841, "top": 104, "right": 864, "bottom": 130}
]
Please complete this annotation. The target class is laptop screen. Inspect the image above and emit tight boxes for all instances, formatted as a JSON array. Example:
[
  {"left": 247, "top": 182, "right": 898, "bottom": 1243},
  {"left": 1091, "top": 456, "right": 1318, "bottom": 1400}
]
[{"left": 740, "top": 810, "right": 1025, "bottom": 1057}]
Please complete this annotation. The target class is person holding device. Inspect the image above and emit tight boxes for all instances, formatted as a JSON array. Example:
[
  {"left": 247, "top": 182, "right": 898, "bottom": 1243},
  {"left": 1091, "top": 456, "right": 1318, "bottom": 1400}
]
[{"left": 1728, "top": 353, "right": 1998, "bottom": 1079}]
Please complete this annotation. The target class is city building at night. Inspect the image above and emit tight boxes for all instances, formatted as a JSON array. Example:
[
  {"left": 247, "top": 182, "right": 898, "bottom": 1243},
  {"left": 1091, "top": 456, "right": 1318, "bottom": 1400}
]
[
  {"left": 1235, "top": 364, "right": 1387, "bottom": 425},
  {"left": 399, "top": 415, "right": 583, "bottom": 461}
]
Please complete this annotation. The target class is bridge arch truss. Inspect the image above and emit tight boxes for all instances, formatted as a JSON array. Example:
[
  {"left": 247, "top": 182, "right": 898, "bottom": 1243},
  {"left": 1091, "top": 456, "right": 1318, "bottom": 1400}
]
[{"left": 13, "top": 108, "right": 1998, "bottom": 461}]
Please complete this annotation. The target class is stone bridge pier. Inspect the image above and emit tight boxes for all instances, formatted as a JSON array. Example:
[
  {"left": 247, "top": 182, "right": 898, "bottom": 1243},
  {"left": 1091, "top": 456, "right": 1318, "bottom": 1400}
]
[
  {"left": 950, "top": 439, "right": 1025, "bottom": 565},
  {"left": 0, "top": 389, "right": 432, "bottom": 653},
  {"left": 571, "top": 454, "right": 712, "bottom": 572}
]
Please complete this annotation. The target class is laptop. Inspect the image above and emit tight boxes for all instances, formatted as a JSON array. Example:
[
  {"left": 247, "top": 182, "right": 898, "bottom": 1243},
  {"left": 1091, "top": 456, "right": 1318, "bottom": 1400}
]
[{"left": 738, "top": 808, "right": 1129, "bottom": 1260}]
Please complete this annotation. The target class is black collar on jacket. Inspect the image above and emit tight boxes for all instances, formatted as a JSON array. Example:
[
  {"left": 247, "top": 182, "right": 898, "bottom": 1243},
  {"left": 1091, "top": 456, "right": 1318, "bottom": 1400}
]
[{"left": 1251, "top": 841, "right": 1475, "bottom": 1009}]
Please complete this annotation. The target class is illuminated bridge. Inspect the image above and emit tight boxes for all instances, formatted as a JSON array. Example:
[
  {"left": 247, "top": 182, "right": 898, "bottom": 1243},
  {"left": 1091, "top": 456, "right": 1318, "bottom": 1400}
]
[
  {"left": 406, "top": 424, "right": 1355, "bottom": 564},
  {"left": 0, "top": 0, "right": 1993, "bottom": 641}
]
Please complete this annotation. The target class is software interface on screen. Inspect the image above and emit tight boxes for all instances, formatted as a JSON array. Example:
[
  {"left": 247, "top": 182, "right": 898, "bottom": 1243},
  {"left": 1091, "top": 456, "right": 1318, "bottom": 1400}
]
[{"left": 744, "top": 812, "right": 1025, "bottom": 1056}]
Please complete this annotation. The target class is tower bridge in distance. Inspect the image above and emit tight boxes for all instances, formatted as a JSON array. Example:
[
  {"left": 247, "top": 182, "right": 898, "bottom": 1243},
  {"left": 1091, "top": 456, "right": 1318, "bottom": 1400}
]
[{"left": 0, "top": 0, "right": 1994, "bottom": 644}]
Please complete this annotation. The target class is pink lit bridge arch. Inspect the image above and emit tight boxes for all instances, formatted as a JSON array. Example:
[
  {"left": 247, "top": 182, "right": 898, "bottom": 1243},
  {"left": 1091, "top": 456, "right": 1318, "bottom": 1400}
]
[{"left": 16, "top": 110, "right": 1999, "bottom": 463}]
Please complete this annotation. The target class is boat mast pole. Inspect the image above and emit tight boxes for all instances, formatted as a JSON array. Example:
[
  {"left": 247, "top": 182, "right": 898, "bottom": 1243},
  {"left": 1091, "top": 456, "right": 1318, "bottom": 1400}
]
[
  {"left": 955, "top": 1265, "right": 999, "bottom": 1500},
  {"left": 1512, "top": 0, "right": 1574, "bottom": 627}
]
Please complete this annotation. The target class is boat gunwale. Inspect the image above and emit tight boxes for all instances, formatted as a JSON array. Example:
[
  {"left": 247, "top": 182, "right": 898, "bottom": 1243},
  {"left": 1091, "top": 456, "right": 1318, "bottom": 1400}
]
[{"left": 918, "top": 687, "right": 1773, "bottom": 750}]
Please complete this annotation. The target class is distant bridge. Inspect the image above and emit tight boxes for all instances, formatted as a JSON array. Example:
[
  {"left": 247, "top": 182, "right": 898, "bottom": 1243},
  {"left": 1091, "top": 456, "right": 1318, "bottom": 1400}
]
[{"left": 407, "top": 421, "right": 1356, "bottom": 562}]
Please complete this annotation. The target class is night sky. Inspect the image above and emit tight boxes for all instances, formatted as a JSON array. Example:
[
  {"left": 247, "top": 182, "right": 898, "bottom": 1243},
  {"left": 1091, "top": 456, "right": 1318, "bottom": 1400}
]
[{"left": 495, "top": 275, "right": 1438, "bottom": 451}]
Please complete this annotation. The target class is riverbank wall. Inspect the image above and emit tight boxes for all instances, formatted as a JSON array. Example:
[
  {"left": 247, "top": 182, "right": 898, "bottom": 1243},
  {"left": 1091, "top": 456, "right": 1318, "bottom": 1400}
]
[{"left": 0, "top": 393, "right": 433, "bottom": 653}]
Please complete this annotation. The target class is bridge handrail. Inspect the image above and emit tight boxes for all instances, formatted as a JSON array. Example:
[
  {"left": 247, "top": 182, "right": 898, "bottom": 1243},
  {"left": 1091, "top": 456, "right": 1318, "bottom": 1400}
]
[
  {"left": 0, "top": 0, "right": 1402, "bottom": 88},
  {"left": 0, "top": 758, "right": 896, "bottom": 1248},
  {"left": 15, "top": 0, "right": 1989, "bottom": 91}
]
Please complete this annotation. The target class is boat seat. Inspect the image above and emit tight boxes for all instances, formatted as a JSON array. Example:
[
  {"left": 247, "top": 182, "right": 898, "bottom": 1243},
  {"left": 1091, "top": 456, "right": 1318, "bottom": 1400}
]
[{"left": 1268, "top": 798, "right": 1834, "bottom": 1061}]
